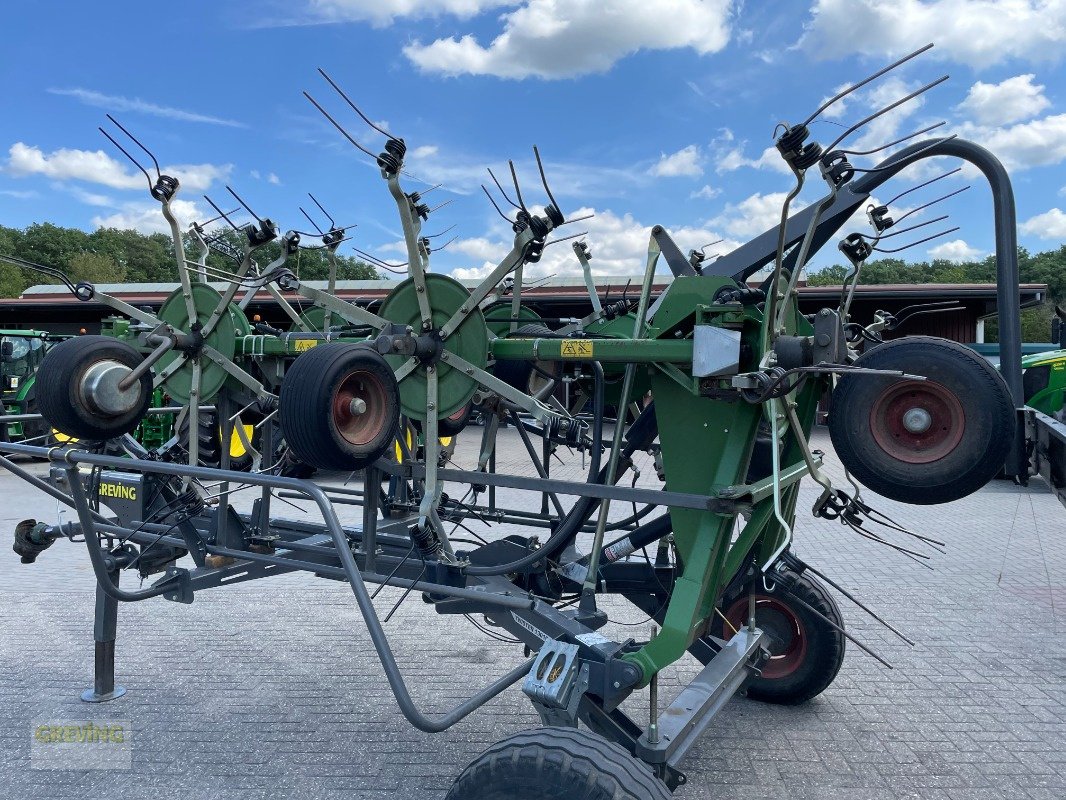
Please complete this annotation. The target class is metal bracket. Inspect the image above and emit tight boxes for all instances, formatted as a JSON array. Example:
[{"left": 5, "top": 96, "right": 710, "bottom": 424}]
[
  {"left": 524, "top": 640, "right": 590, "bottom": 728},
  {"left": 635, "top": 627, "right": 765, "bottom": 767},
  {"left": 161, "top": 566, "right": 193, "bottom": 604}
]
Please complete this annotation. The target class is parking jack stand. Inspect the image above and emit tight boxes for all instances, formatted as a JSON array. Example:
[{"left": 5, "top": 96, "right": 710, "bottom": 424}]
[{"left": 82, "top": 567, "right": 126, "bottom": 703}]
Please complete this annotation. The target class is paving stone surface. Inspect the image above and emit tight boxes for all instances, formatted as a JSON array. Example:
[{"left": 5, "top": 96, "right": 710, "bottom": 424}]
[{"left": 0, "top": 428, "right": 1063, "bottom": 799}]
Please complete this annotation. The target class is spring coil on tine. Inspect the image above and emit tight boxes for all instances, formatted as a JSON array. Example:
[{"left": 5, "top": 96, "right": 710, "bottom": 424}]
[
  {"left": 410, "top": 523, "right": 442, "bottom": 558},
  {"left": 376, "top": 139, "right": 407, "bottom": 174}
]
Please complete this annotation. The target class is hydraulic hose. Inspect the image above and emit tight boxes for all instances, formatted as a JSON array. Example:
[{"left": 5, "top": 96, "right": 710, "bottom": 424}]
[{"left": 466, "top": 361, "right": 605, "bottom": 576}]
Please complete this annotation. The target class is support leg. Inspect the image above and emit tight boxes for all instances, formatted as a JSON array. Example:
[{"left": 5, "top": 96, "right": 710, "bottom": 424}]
[{"left": 82, "top": 567, "right": 126, "bottom": 703}]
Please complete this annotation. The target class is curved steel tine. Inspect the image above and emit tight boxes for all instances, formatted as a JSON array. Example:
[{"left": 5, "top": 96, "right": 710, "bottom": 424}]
[
  {"left": 508, "top": 160, "right": 528, "bottom": 212},
  {"left": 544, "top": 230, "right": 588, "bottom": 248},
  {"left": 300, "top": 207, "right": 325, "bottom": 235},
  {"left": 837, "top": 121, "right": 947, "bottom": 157},
  {"left": 873, "top": 226, "right": 959, "bottom": 254},
  {"left": 202, "top": 195, "right": 242, "bottom": 232},
  {"left": 481, "top": 185, "right": 514, "bottom": 224},
  {"left": 859, "top": 214, "right": 949, "bottom": 239},
  {"left": 308, "top": 192, "right": 336, "bottom": 228},
  {"left": 317, "top": 68, "right": 394, "bottom": 140},
  {"left": 430, "top": 235, "right": 459, "bottom": 251},
  {"left": 424, "top": 224, "right": 457, "bottom": 239},
  {"left": 98, "top": 128, "right": 153, "bottom": 191},
  {"left": 802, "top": 43, "right": 934, "bottom": 126},
  {"left": 851, "top": 134, "right": 959, "bottom": 174},
  {"left": 487, "top": 167, "right": 522, "bottom": 210},
  {"left": 303, "top": 91, "right": 379, "bottom": 160},
  {"left": 351, "top": 246, "right": 409, "bottom": 272},
  {"left": 226, "top": 186, "right": 264, "bottom": 225},
  {"left": 893, "top": 185, "right": 970, "bottom": 227},
  {"left": 886, "top": 167, "right": 963, "bottom": 206},
  {"left": 198, "top": 208, "right": 241, "bottom": 229},
  {"left": 533, "top": 145, "right": 561, "bottom": 216},
  {"left": 105, "top": 114, "right": 161, "bottom": 178},
  {"left": 556, "top": 212, "right": 596, "bottom": 228},
  {"left": 825, "top": 75, "right": 949, "bottom": 153}
]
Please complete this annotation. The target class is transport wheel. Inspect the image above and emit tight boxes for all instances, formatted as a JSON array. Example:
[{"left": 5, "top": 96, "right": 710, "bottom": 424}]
[
  {"left": 36, "top": 336, "right": 151, "bottom": 441},
  {"left": 437, "top": 401, "right": 473, "bottom": 437},
  {"left": 411, "top": 401, "right": 473, "bottom": 439},
  {"left": 446, "top": 727, "right": 672, "bottom": 800},
  {"left": 829, "top": 336, "right": 1015, "bottom": 505},
  {"left": 279, "top": 343, "right": 400, "bottom": 471},
  {"left": 491, "top": 323, "right": 561, "bottom": 392},
  {"left": 175, "top": 411, "right": 255, "bottom": 471},
  {"left": 715, "top": 570, "right": 845, "bottom": 705},
  {"left": 20, "top": 394, "right": 49, "bottom": 443}
]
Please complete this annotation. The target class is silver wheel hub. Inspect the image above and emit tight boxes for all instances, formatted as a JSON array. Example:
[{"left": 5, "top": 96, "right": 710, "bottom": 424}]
[
  {"left": 902, "top": 406, "right": 933, "bottom": 434},
  {"left": 80, "top": 360, "right": 141, "bottom": 416}
]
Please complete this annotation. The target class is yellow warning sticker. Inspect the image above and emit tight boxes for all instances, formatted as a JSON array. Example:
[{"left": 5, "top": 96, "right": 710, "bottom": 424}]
[
  {"left": 294, "top": 339, "right": 319, "bottom": 352},
  {"left": 559, "top": 340, "right": 594, "bottom": 358}
]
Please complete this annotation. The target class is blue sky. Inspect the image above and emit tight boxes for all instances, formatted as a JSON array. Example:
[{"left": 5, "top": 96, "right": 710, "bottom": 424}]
[{"left": 1, "top": 0, "right": 1065, "bottom": 281}]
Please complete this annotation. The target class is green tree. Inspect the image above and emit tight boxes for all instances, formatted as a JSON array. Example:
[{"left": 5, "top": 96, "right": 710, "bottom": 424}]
[{"left": 68, "top": 251, "right": 126, "bottom": 284}]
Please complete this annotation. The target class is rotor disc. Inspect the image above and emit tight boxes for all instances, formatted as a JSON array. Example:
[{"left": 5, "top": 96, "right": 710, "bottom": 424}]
[{"left": 379, "top": 273, "right": 488, "bottom": 421}]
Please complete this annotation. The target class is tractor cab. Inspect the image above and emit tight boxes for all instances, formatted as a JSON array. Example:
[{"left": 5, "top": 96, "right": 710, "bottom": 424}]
[
  {"left": 1, "top": 330, "right": 54, "bottom": 441},
  {"left": 1, "top": 332, "right": 47, "bottom": 392}
]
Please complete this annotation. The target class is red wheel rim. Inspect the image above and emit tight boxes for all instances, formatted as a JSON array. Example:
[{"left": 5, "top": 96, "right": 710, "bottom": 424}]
[
  {"left": 725, "top": 595, "right": 808, "bottom": 679},
  {"left": 869, "top": 379, "right": 965, "bottom": 464},
  {"left": 332, "top": 369, "right": 388, "bottom": 447}
]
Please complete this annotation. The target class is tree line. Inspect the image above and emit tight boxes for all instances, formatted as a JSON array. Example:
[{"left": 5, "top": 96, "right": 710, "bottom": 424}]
[
  {"left": 0, "top": 221, "right": 1062, "bottom": 343},
  {"left": 806, "top": 247, "right": 1066, "bottom": 342},
  {"left": 0, "top": 222, "right": 380, "bottom": 298}
]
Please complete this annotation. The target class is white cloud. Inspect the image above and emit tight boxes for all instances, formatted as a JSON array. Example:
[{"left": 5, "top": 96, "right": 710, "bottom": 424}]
[
  {"left": 1020, "top": 207, "right": 1066, "bottom": 239},
  {"left": 956, "top": 74, "right": 1051, "bottom": 126},
  {"left": 404, "top": 0, "right": 733, "bottom": 79},
  {"left": 452, "top": 236, "right": 508, "bottom": 261},
  {"left": 960, "top": 113, "right": 1066, "bottom": 170},
  {"left": 66, "top": 186, "right": 114, "bottom": 207},
  {"left": 928, "top": 239, "right": 983, "bottom": 261},
  {"left": 302, "top": 0, "right": 512, "bottom": 26},
  {"left": 267, "top": 172, "right": 281, "bottom": 185},
  {"left": 5, "top": 142, "right": 231, "bottom": 192},
  {"left": 690, "top": 184, "right": 721, "bottom": 200},
  {"left": 845, "top": 76, "right": 928, "bottom": 156},
  {"left": 709, "top": 191, "right": 790, "bottom": 239},
  {"left": 92, "top": 199, "right": 204, "bottom": 235},
  {"left": 0, "top": 188, "right": 38, "bottom": 199},
  {"left": 451, "top": 206, "right": 739, "bottom": 280},
  {"left": 48, "top": 88, "right": 244, "bottom": 127},
  {"left": 715, "top": 144, "right": 791, "bottom": 175},
  {"left": 801, "top": 0, "right": 1066, "bottom": 69},
  {"left": 648, "top": 145, "right": 703, "bottom": 178}
]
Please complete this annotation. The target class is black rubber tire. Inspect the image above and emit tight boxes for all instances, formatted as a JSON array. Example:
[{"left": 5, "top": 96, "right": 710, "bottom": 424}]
[
  {"left": 279, "top": 343, "right": 400, "bottom": 471},
  {"left": 177, "top": 411, "right": 222, "bottom": 467},
  {"left": 829, "top": 336, "right": 1015, "bottom": 505},
  {"left": 35, "top": 336, "right": 151, "bottom": 441},
  {"left": 437, "top": 401, "right": 473, "bottom": 437},
  {"left": 446, "top": 727, "right": 671, "bottom": 800},
  {"left": 492, "top": 323, "right": 562, "bottom": 392},
  {"left": 412, "top": 401, "right": 473, "bottom": 438},
  {"left": 712, "top": 569, "right": 846, "bottom": 705},
  {"left": 20, "top": 393, "right": 49, "bottom": 444}
]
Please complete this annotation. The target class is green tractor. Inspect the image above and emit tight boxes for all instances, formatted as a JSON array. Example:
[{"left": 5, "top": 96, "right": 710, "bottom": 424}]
[
  {"left": 0, "top": 329, "right": 60, "bottom": 442},
  {"left": 1022, "top": 305, "right": 1066, "bottom": 419}
]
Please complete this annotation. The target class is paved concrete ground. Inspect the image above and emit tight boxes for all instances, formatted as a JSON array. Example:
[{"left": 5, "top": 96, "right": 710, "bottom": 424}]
[{"left": 0, "top": 428, "right": 1063, "bottom": 799}]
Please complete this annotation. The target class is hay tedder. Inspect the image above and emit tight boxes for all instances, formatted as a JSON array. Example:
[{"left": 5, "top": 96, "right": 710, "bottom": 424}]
[{"left": 2, "top": 46, "right": 1037, "bottom": 797}]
